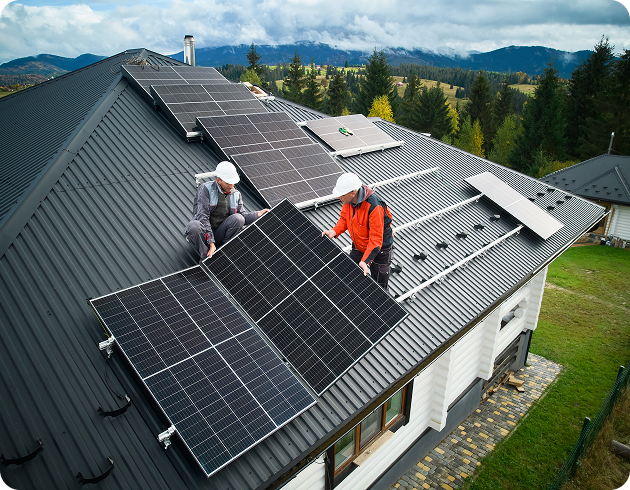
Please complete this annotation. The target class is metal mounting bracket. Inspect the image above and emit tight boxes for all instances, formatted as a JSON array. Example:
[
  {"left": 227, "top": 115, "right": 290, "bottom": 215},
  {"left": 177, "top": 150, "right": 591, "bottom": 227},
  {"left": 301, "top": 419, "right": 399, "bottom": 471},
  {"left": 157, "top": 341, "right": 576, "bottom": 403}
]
[
  {"left": 158, "top": 426, "right": 176, "bottom": 450},
  {"left": 98, "top": 336, "right": 116, "bottom": 358}
]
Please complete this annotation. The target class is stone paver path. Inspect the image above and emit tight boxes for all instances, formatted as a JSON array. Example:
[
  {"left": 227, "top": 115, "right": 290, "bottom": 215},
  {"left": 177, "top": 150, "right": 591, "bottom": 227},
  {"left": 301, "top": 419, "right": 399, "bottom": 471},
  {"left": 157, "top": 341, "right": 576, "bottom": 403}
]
[{"left": 389, "top": 353, "right": 562, "bottom": 490}]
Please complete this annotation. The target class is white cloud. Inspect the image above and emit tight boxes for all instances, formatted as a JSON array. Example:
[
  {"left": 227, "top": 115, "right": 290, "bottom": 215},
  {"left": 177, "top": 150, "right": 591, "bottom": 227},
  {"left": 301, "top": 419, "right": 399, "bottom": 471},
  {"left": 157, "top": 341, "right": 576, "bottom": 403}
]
[{"left": 0, "top": 0, "right": 629, "bottom": 63}]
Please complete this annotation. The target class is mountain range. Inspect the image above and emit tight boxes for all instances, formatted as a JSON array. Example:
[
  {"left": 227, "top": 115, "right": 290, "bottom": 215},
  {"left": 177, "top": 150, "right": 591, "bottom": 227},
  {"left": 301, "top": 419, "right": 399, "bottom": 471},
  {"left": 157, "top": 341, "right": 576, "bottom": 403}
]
[{"left": 0, "top": 43, "right": 591, "bottom": 86}]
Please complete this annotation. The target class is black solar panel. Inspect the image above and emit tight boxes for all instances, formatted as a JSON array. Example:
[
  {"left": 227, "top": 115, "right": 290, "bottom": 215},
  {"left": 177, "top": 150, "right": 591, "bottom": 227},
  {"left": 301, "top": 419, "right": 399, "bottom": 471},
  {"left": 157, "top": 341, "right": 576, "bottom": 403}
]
[
  {"left": 304, "top": 114, "right": 403, "bottom": 156},
  {"left": 90, "top": 266, "right": 315, "bottom": 478},
  {"left": 121, "top": 64, "right": 229, "bottom": 102},
  {"left": 150, "top": 83, "right": 266, "bottom": 134},
  {"left": 203, "top": 200, "right": 408, "bottom": 395},
  {"left": 465, "top": 172, "right": 564, "bottom": 239},
  {"left": 197, "top": 112, "right": 343, "bottom": 206}
]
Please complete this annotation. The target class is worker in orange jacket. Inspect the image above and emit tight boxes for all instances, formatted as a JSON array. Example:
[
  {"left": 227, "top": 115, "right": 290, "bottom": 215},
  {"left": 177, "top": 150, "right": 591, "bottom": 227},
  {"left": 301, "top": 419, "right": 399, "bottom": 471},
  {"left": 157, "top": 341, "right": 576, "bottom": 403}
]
[{"left": 322, "top": 173, "right": 394, "bottom": 290}]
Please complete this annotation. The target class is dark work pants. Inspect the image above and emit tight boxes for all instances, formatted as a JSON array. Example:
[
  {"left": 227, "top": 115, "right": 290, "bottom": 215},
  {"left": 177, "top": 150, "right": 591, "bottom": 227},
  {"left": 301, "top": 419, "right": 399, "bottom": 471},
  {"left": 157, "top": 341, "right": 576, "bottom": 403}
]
[
  {"left": 349, "top": 245, "right": 393, "bottom": 290},
  {"left": 185, "top": 214, "right": 246, "bottom": 258}
]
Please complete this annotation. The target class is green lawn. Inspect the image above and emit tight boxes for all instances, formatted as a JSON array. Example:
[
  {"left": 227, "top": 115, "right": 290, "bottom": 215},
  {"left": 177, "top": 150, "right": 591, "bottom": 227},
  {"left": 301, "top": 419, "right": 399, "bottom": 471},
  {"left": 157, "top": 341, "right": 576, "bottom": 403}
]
[{"left": 463, "top": 246, "right": 630, "bottom": 490}]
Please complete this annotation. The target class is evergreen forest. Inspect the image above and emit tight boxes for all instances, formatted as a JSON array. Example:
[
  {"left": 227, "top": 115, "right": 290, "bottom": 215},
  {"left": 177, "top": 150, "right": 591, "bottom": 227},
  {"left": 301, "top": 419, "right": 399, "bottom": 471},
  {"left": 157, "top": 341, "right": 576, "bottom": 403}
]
[{"left": 218, "top": 38, "right": 629, "bottom": 177}]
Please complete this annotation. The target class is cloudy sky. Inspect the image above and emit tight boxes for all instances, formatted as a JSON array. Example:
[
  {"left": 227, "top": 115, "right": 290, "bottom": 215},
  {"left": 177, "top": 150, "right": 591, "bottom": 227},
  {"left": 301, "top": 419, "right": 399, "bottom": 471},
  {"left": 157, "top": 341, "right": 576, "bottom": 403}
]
[{"left": 0, "top": 0, "right": 629, "bottom": 64}]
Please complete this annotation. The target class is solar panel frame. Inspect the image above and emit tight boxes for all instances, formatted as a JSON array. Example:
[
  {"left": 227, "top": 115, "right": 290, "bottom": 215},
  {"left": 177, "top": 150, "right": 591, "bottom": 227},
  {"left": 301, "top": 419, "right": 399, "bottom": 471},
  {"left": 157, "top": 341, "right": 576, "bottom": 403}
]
[
  {"left": 197, "top": 113, "right": 343, "bottom": 206},
  {"left": 89, "top": 265, "right": 315, "bottom": 478},
  {"left": 465, "top": 172, "right": 564, "bottom": 239},
  {"left": 149, "top": 83, "right": 267, "bottom": 136},
  {"left": 203, "top": 199, "right": 408, "bottom": 396},
  {"left": 303, "top": 114, "right": 403, "bottom": 156}
]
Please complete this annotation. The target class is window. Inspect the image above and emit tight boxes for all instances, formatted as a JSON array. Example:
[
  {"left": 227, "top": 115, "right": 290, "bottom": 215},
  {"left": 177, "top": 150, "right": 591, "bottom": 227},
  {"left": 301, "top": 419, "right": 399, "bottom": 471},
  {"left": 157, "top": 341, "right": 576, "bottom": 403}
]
[{"left": 332, "top": 385, "right": 407, "bottom": 475}]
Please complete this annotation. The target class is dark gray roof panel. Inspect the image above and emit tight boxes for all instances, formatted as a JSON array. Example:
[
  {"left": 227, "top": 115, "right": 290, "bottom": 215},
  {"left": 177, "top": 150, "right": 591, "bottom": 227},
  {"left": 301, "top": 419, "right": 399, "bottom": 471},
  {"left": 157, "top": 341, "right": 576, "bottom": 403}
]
[
  {"left": 0, "top": 78, "right": 606, "bottom": 490},
  {"left": 541, "top": 154, "right": 630, "bottom": 204}
]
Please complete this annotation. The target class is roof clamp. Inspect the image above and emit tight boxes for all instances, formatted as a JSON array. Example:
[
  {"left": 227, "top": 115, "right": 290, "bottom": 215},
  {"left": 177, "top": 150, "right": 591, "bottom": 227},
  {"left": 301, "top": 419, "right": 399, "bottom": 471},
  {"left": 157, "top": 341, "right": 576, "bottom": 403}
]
[
  {"left": 98, "top": 336, "right": 116, "bottom": 358},
  {"left": 158, "top": 426, "right": 176, "bottom": 450}
]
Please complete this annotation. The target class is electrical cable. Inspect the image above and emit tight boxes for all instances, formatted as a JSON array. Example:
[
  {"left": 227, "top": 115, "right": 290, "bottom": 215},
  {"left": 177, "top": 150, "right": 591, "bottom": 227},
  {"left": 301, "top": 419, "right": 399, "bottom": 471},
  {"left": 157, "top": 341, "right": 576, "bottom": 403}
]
[{"left": 104, "top": 356, "right": 127, "bottom": 401}]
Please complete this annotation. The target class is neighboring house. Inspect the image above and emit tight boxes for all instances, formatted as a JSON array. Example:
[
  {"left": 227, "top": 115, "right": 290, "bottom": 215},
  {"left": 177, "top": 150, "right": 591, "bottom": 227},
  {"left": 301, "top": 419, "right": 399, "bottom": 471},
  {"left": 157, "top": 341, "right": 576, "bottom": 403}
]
[
  {"left": 0, "top": 50, "right": 604, "bottom": 490},
  {"left": 541, "top": 154, "right": 630, "bottom": 241}
]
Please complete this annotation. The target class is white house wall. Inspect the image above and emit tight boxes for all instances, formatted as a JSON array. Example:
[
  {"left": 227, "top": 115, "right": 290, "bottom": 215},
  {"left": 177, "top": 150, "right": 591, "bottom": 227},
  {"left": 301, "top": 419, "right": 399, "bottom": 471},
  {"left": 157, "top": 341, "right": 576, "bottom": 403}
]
[
  {"left": 609, "top": 204, "right": 630, "bottom": 240},
  {"left": 286, "top": 268, "right": 548, "bottom": 490}
]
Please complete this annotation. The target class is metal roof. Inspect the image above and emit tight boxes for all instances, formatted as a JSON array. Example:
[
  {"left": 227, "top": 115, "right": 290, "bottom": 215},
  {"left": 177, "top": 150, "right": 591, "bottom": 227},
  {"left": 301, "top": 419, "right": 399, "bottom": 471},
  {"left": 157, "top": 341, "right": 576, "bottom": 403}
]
[
  {"left": 0, "top": 53, "right": 606, "bottom": 490},
  {"left": 541, "top": 154, "right": 630, "bottom": 205}
]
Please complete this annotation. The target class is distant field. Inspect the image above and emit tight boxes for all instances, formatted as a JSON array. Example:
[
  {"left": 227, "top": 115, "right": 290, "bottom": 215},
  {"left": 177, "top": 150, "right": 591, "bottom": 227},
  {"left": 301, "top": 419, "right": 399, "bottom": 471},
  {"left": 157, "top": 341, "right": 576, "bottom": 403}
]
[
  {"left": 509, "top": 83, "right": 536, "bottom": 95},
  {"left": 393, "top": 76, "right": 466, "bottom": 107},
  {"left": 0, "top": 92, "right": 13, "bottom": 98}
]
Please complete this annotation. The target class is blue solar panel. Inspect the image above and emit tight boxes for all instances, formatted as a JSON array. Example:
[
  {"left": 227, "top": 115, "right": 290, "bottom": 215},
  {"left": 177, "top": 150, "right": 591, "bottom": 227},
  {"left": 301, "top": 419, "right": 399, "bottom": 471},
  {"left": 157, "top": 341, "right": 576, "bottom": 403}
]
[
  {"left": 90, "top": 266, "right": 315, "bottom": 477},
  {"left": 203, "top": 200, "right": 408, "bottom": 395}
]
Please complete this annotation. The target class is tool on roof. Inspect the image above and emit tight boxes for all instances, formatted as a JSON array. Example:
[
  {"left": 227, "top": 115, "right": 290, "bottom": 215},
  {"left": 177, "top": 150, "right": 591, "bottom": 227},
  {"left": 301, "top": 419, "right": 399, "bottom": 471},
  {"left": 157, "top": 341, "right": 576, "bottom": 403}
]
[{"left": 339, "top": 126, "right": 354, "bottom": 136}]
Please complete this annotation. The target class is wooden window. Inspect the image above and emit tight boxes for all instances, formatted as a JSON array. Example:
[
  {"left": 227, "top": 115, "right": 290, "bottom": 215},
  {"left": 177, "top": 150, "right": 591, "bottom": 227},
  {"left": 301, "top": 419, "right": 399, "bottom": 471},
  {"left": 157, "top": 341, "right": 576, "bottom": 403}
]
[{"left": 332, "top": 385, "right": 407, "bottom": 477}]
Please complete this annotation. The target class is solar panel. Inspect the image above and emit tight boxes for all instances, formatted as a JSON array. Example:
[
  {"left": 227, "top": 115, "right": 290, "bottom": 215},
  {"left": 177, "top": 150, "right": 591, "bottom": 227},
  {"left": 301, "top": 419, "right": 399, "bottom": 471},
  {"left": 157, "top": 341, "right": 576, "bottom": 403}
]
[
  {"left": 465, "top": 172, "right": 564, "bottom": 239},
  {"left": 150, "top": 83, "right": 266, "bottom": 135},
  {"left": 121, "top": 64, "right": 230, "bottom": 102},
  {"left": 90, "top": 266, "right": 315, "bottom": 478},
  {"left": 203, "top": 199, "right": 408, "bottom": 395},
  {"left": 197, "top": 112, "right": 343, "bottom": 206},
  {"left": 303, "top": 114, "right": 403, "bottom": 157}
]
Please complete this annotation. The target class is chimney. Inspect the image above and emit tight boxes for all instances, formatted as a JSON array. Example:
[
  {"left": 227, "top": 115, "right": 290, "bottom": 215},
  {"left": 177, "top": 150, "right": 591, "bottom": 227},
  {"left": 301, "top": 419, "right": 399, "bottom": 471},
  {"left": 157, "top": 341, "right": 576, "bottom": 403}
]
[{"left": 184, "top": 35, "right": 195, "bottom": 66}]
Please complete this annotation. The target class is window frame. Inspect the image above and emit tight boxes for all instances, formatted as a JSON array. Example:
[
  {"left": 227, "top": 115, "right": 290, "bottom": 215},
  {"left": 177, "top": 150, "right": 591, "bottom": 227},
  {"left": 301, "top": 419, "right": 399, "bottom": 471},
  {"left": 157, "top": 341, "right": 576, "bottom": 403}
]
[{"left": 332, "top": 385, "right": 407, "bottom": 476}]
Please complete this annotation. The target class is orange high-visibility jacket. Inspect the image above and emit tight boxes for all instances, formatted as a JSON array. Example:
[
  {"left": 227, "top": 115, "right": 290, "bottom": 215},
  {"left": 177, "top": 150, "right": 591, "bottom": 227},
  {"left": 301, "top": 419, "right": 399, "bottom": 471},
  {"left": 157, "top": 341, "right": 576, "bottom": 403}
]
[{"left": 332, "top": 186, "right": 393, "bottom": 263}]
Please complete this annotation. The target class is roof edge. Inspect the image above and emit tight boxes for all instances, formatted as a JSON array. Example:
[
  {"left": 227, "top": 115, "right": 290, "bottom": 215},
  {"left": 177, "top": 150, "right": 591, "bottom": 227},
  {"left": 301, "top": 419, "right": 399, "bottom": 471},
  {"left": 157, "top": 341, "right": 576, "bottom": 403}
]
[
  {"left": 261, "top": 200, "right": 606, "bottom": 490},
  {"left": 0, "top": 76, "right": 129, "bottom": 259}
]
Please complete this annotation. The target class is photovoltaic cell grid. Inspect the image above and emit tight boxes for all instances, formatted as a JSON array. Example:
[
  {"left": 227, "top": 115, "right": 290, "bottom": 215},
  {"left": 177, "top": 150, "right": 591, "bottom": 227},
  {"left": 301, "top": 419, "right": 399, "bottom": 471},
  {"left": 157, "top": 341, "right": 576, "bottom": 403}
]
[
  {"left": 465, "top": 172, "right": 564, "bottom": 240},
  {"left": 203, "top": 199, "right": 408, "bottom": 395},
  {"left": 304, "top": 114, "right": 403, "bottom": 157},
  {"left": 121, "top": 65, "right": 230, "bottom": 98},
  {"left": 90, "top": 266, "right": 315, "bottom": 478},
  {"left": 197, "top": 112, "right": 343, "bottom": 206},
  {"left": 150, "top": 84, "right": 266, "bottom": 133}
]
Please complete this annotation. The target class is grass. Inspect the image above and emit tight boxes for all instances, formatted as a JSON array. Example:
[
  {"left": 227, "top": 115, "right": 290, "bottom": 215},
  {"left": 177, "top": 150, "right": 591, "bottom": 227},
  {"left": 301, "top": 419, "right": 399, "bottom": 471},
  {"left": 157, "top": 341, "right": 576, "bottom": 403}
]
[
  {"left": 462, "top": 246, "right": 630, "bottom": 490},
  {"left": 509, "top": 83, "right": 536, "bottom": 95},
  {"left": 562, "top": 385, "right": 630, "bottom": 490}
]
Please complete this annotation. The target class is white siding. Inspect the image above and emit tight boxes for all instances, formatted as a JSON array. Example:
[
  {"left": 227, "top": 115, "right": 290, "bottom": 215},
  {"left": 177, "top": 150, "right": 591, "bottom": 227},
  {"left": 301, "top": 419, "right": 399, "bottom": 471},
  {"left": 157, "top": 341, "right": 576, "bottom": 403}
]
[
  {"left": 313, "top": 268, "right": 548, "bottom": 490},
  {"left": 283, "top": 454, "right": 326, "bottom": 490},
  {"left": 609, "top": 204, "right": 630, "bottom": 240}
]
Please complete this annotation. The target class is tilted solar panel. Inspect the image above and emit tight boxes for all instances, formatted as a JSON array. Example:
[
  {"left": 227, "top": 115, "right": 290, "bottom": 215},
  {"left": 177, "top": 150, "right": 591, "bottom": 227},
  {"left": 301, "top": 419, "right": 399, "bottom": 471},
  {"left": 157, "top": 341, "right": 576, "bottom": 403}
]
[
  {"left": 150, "top": 83, "right": 266, "bottom": 135},
  {"left": 203, "top": 200, "right": 408, "bottom": 395},
  {"left": 197, "top": 112, "right": 343, "bottom": 206},
  {"left": 90, "top": 266, "right": 315, "bottom": 477},
  {"left": 465, "top": 172, "right": 564, "bottom": 240},
  {"left": 303, "top": 114, "right": 403, "bottom": 157},
  {"left": 121, "top": 64, "right": 230, "bottom": 104}
]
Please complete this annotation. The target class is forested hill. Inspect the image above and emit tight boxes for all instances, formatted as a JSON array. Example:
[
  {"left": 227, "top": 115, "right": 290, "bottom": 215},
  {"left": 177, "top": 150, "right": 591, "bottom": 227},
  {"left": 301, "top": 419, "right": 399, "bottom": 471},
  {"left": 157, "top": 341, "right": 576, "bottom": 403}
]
[
  {"left": 170, "top": 42, "right": 591, "bottom": 78},
  {"left": 0, "top": 53, "right": 106, "bottom": 85}
]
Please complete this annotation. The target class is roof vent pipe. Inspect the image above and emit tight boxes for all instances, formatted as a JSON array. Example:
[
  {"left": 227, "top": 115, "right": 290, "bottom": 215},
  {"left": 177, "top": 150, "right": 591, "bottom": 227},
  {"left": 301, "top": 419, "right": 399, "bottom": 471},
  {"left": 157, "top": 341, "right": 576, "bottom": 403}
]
[{"left": 184, "top": 35, "right": 195, "bottom": 66}]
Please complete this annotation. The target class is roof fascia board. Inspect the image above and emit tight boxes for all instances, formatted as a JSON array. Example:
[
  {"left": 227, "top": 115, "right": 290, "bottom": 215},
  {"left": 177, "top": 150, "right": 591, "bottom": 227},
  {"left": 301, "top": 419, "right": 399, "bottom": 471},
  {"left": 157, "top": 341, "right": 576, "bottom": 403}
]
[
  {"left": 0, "top": 76, "right": 129, "bottom": 260},
  {"left": 262, "top": 206, "right": 606, "bottom": 490}
]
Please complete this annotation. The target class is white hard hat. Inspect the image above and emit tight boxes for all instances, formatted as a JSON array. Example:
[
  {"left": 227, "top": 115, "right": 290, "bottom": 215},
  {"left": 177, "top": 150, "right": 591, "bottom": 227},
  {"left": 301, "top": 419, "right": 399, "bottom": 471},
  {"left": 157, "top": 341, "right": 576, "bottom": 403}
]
[
  {"left": 215, "top": 161, "right": 240, "bottom": 184},
  {"left": 332, "top": 173, "right": 362, "bottom": 198}
]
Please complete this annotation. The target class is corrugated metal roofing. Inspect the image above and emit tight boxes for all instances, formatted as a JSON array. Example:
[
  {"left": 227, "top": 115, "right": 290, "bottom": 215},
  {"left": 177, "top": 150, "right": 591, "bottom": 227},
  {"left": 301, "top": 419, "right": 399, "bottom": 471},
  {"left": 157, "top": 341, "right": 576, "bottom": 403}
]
[
  {"left": 0, "top": 55, "right": 605, "bottom": 490},
  {"left": 541, "top": 154, "right": 630, "bottom": 205}
]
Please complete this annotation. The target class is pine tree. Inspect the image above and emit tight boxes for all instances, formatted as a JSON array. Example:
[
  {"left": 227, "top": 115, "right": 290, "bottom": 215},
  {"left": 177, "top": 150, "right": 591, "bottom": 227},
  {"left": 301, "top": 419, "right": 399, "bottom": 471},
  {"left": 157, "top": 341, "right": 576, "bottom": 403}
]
[
  {"left": 413, "top": 82, "right": 453, "bottom": 139},
  {"left": 327, "top": 72, "right": 347, "bottom": 116},
  {"left": 492, "top": 76, "right": 513, "bottom": 131},
  {"left": 455, "top": 116, "right": 475, "bottom": 153},
  {"left": 283, "top": 50, "right": 306, "bottom": 104},
  {"left": 509, "top": 63, "right": 567, "bottom": 175},
  {"left": 301, "top": 59, "right": 322, "bottom": 111},
  {"left": 245, "top": 43, "right": 268, "bottom": 88},
  {"left": 464, "top": 71, "right": 492, "bottom": 150},
  {"left": 356, "top": 49, "right": 398, "bottom": 116},
  {"left": 488, "top": 116, "right": 517, "bottom": 165},
  {"left": 446, "top": 102, "right": 459, "bottom": 139},
  {"left": 368, "top": 95, "right": 395, "bottom": 122},
  {"left": 398, "top": 74, "right": 421, "bottom": 128},
  {"left": 564, "top": 37, "right": 615, "bottom": 158}
]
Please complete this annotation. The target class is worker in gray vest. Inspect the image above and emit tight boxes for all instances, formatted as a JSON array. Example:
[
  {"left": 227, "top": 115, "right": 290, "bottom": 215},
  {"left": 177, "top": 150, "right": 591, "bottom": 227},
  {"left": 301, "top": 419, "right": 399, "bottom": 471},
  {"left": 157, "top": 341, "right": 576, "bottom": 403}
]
[{"left": 184, "top": 161, "right": 269, "bottom": 259}]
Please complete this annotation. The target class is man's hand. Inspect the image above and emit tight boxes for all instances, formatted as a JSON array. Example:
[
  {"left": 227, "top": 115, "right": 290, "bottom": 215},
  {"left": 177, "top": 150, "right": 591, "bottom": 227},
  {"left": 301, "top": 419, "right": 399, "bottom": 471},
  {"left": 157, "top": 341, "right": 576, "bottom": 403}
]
[
  {"left": 207, "top": 243, "right": 216, "bottom": 258},
  {"left": 257, "top": 209, "right": 270, "bottom": 217},
  {"left": 321, "top": 229, "right": 336, "bottom": 239},
  {"left": 359, "top": 261, "right": 369, "bottom": 276}
]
